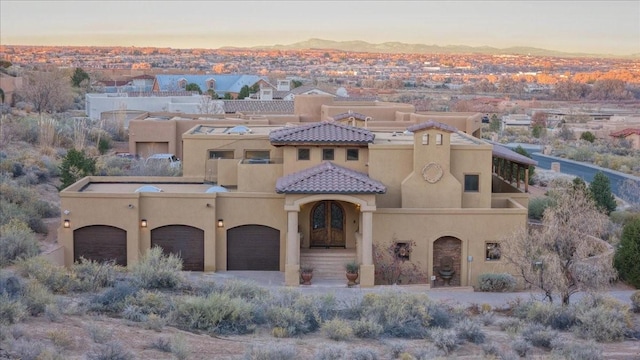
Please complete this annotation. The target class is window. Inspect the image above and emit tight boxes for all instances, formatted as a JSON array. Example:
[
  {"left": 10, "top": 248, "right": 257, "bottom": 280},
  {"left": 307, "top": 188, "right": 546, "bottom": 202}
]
[
  {"left": 322, "top": 148, "right": 334, "bottom": 161},
  {"left": 346, "top": 148, "right": 359, "bottom": 161},
  {"left": 178, "top": 79, "right": 187, "bottom": 89},
  {"left": 298, "top": 148, "right": 310, "bottom": 160},
  {"left": 464, "top": 174, "right": 479, "bottom": 192},
  {"left": 422, "top": 134, "right": 429, "bottom": 145},
  {"left": 436, "top": 133, "right": 443, "bottom": 145},
  {"left": 209, "top": 150, "right": 234, "bottom": 159},
  {"left": 245, "top": 150, "right": 270, "bottom": 163},
  {"left": 486, "top": 243, "right": 501, "bottom": 261},
  {"left": 394, "top": 242, "right": 411, "bottom": 261}
]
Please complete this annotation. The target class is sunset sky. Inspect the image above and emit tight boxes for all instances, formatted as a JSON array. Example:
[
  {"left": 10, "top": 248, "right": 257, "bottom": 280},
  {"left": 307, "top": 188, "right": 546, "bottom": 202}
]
[{"left": 1, "top": 1, "right": 639, "bottom": 56}]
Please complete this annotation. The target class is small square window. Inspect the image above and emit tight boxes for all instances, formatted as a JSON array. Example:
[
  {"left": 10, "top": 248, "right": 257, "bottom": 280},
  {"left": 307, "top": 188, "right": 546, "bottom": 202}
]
[
  {"left": 436, "top": 133, "right": 443, "bottom": 145},
  {"left": 298, "top": 148, "right": 310, "bottom": 160},
  {"left": 422, "top": 134, "right": 429, "bottom": 145},
  {"left": 346, "top": 148, "right": 359, "bottom": 161},
  {"left": 323, "top": 148, "right": 334, "bottom": 161},
  {"left": 486, "top": 242, "right": 501, "bottom": 261},
  {"left": 394, "top": 242, "right": 411, "bottom": 261},
  {"left": 464, "top": 174, "right": 479, "bottom": 192}
]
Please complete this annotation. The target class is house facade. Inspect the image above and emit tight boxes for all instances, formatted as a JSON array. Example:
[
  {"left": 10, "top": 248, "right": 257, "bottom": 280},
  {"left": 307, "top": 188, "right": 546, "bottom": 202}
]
[{"left": 59, "top": 102, "right": 534, "bottom": 288}]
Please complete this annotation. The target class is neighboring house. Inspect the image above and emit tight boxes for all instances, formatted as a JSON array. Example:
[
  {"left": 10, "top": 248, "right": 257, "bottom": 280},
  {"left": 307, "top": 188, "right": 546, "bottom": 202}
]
[
  {"left": 152, "top": 74, "right": 272, "bottom": 98},
  {"left": 610, "top": 128, "right": 640, "bottom": 150},
  {"left": 59, "top": 95, "right": 534, "bottom": 289},
  {"left": 501, "top": 114, "right": 531, "bottom": 131},
  {"left": 0, "top": 72, "right": 23, "bottom": 105}
]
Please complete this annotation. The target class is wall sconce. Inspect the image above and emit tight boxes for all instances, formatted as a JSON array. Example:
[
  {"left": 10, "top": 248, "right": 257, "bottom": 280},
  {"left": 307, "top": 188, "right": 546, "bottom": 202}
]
[
  {"left": 140, "top": 219, "right": 148, "bottom": 228},
  {"left": 63, "top": 219, "right": 70, "bottom": 228},
  {"left": 217, "top": 219, "right": 224, "bottom": 228}
]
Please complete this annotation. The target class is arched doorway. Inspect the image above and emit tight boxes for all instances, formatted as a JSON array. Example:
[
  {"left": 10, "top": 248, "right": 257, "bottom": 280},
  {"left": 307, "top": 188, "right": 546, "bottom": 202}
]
[
  {"left": 433, "top": 236, "right": 462, "bottom": 287},
  {"left": 310, "top": 201, "right": 345, "bottom": 248}
]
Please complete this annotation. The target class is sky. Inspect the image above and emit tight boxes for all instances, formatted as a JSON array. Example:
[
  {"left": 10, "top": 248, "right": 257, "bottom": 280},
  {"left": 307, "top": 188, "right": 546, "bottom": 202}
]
[{"left": 1, "top": 1, "right": 639, "bottom": 56}]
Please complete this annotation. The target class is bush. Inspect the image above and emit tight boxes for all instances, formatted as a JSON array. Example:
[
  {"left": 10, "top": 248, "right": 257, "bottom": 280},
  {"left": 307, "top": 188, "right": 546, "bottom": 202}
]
[
  {"left": 521, "top": 323, "right": 557, "bottom": 349},
  {"left": 497, "top": 318, "right": 522, "bottom": 333},
  {"left": 130, "top": 247, "right": 183, "bottom": 289},
  {"left": 455, "top": 318, "right": 486, "bottom": 344},
  {"left": 15, "top": 256, "right": 72, "bottom": 293},
  {"left": 512, "top": 300, "right": 577, "bottom": 330},
  {"left": 631, "top": 290, "right": 640, "bottom": 313},
  {"left": 21, "top": 280, "right": 54, "bottom": 316},
  {"left": 614, "top": 218, "right": 640, "bottom": 288},
  {"left": 314, "top": 344, "right": 346, "bottom": 360},
  {"left": 552, "top": 341, "right": 603, "bottom": 360},
  {"left": 321, "top": 318, "right": 353, "bottom": 341},
  {"left": 0, "top": 294, "right": 27, "bottom": 324},
  {"left": 172, "top": 292, "right": 256, "bottom": 335},
  {"left": 123, "top": 289, "right": 174, "bottom": 319},
  {"left": 528, "top": 196, "right": 554, "bottom": 220},
  {"left": 358, "top": 292, "right": 432, "bottom": 338},
  {"left": 430, "top": 328, "right": 460, "bottom": 355},
  {"left": 86, "top": 341, "right": 134, "bottom": 360},
  {"left": 351, "top": 319, "right": 383, "bottom": 339},
  {"left": 149, "top": 337, "right": 171, "bottom": 352},
  {"left": 0, "top": 272, "right": 24, "bottom": 298},
  {"left": 477, "top": 273, "right": 516, "bottom": 292},
  {"left": 265, "top": 290, "right": 336, "bottom": 335},
  {"left": 214, "top": 279, "right": 271, "bottom": 301},
  {"left": 90, "top": 281, "right": 140, "bottom": 313},
  {"left": 169, "top": 334, "right": 190, "bottom": 360},
  {"left": 573, "top": 294, "right": 631, "bottom": 342},
  {"left": 243, "top": 343, "right": 297, "bottom": 360},
  {"left": 510, "top": 337, "right": 532, "bottom": 357},
  {"left": 72, "top": 258, "right": 120, "bottom": 292},
  {"left": 0, "top": 219, "right": 40, "bottom": 266},
  {"left": 265, "top": 306, "right": 309, "bottom": 336},
  {"left": 86, "top": 323, "right": 113, "bottom": 344}
]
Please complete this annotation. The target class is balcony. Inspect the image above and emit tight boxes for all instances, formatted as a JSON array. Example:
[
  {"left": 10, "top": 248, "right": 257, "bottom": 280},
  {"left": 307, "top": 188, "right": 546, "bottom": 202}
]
[{"left": 237, "top": 158, "right": 283, "bottom": 193}]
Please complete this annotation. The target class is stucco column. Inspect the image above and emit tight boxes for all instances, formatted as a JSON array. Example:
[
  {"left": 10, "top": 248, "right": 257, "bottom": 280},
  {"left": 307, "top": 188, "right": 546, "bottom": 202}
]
[
  {"left": 285, "top": 210, "right": 300, "bottom": 286},
  {"left": 360, "top": 210, "right": 375, "bottom": 287}
]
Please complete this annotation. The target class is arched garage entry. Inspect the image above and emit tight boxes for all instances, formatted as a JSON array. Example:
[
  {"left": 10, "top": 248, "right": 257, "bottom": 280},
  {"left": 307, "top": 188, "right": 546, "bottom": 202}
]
[
  {"left": 227, "top": 225, "right": 280, "bottom": 270},
  {"left": 151, "top": 225, "right": 204, "bottom": 271},
  {"left": 74, "top": 225, "right": 127, "bottom": 266}
]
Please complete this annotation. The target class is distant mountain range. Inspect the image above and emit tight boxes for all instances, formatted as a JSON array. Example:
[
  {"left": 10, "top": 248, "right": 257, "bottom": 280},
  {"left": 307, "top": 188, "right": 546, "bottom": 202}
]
[{"left": 222, "top": 38, "right": 635, "bottom": 58}]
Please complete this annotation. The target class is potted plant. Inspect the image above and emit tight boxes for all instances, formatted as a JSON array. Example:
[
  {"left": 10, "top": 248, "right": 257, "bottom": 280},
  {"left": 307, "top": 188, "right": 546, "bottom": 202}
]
[
  {"left": 345, "top": 261, "right": 359, "bottom": 287},
  {"left": 300, "top": 265, "right": 314, "bottom": 285}
]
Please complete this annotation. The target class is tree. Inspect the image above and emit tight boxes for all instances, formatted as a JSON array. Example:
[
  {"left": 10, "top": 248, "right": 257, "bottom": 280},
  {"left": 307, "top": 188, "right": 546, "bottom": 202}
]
[
  {"left": 238, "top": 85, "right": 252, "bottom": 99},
  {"left": 291, "top": 80, "right": 303, "bottom": 89},
  {"left": 531, "top": 112, "right": 547, "bottom": 138},
  {"left": 59, "top": 148, "right": 96, "bottom": 190},
  {"left": 501, "top": 180, "right": 615, "bottom": 305},
  {"left": 71, "top": 68, "right": 90, "bottom": 88},
  {"left": 223, "top": 92, "right": 233, "bottom": 100},
  {"left": 185, "top": 83, "right": 202, "bottom": 94},
  {"left": 614, "top": 217, "right": 640, "bottom": 288},
  {"left": 514, "top": 146, "right": 535, "bottom": 184},
  {"left": 489, "top": 114, "right": 501, "bottom": 132},
  {"left": 589, "top": 171, "right": 617, "bottom": 215},
  {"left": 18, "top": 68, "right": 74, "bottom": 113},
  {"left": 580, "top": 131, "right": 596, "bottom": 143}
]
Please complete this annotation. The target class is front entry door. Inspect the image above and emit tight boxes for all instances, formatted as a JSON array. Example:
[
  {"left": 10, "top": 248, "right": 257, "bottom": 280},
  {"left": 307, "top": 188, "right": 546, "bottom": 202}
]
[{"left": 310, "top": 201, "right": 345, "bottom": 247}]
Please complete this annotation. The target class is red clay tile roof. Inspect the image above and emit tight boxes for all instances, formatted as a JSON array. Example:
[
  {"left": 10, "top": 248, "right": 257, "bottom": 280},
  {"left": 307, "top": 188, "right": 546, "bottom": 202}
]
[
  {"left": 269, "top": 121, "right": 375, "bottom": 145},
  {"left": 610, "top": 128, "right": 640, "bottom": 137},
  {"left": 332, "top": 112, "right": 370, "bottom": 121},
  {"left": 276, "top": 162, "right": 386, "bottom": 194},
  {"left": 407, "top": 120, "right": 458, "bottom": 133}
]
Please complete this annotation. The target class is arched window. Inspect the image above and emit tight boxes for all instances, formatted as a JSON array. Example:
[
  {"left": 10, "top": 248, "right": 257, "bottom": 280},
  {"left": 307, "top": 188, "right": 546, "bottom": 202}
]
[{"left": 177, "top": 78, "right": 187, "bottom": 89}]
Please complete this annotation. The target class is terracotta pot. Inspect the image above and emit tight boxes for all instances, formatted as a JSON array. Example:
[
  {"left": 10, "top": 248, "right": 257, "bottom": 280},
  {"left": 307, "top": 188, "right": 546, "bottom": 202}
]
[
  {"left": 301, "top": 272, "right": 313, "bottom": 285},
  {"left": 346, "top": 272, "right": 359, "bottom": 287}
]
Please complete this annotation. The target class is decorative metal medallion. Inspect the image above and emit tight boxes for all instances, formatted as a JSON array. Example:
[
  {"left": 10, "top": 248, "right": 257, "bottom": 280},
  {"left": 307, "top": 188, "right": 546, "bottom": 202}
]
[{"left": 422, "top": 162, "right": 443, "bottom": 183}]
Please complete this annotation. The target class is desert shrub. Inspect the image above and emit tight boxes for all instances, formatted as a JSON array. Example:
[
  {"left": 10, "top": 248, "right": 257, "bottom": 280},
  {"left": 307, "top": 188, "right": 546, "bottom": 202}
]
[
  {"left": 243, "top": 343, "right": 297, "bottom": 360},
  {"left": 86, "top": 323, "right": 114, "bottom": 344},
  {"left": 478, "top": 311, "right": 495, "bottom": 326},
  {"left": 614, "top": 218, "right": 640, "bottom": 288},
  {"left": 90, "top": 281, "right": 140, "bottom": 313},
  {"left": 351, "top": 319, "right": 383, "bottom": 339},
  {"left": 0, "top": 294, "right": 27, "bottom": 324},
  {"left": 348, "top": 348, "right": 379, "bottom": 360},
  {"left": 21, "top": 279, "right": 54, "bottom": 316},
  {"left": 313, "top": 344, "right": 346, "bottom": 360},
  {"left": 72, "top": 258, "right": 120, "bottom": 292},
  {"left": 172, "top": 292, "right": 256, "bottom": 335},
  {"left": 429, "top": 328, "right": 459, "bottom": 355},
  {"left": 47, "top": 329, "right": 75, "bottom": 350},
  {"left": 321, "top": 318, "right": 353, "bottom": 341},
  {"left": 455, "top": 318, "right": 486, "bottom": 344},
  {"left": 144, "top": 313, "right": 167, "bottom": 331},
  {"left": 215, "top": 279, "right": 271, "bottom": 301},
  {"left": 513, "top": 300, "right": 577, "bottom": 330},
  {"left": 124, "top": 289, "right": 174, "bottom": 318},
  {"left": 169, "top": 334, "right": 190, "bottom": 360},
  {"left": 426, "top": 302, "right": 454, "bottom": 328},
  {"left": 521, "top": 323, "right": 557, "bottom": 349},
  {"left": 0, "top": 272, "right": 24, "bottom": 298},
  {"left": 15, "top": 256, "right": 72, "bottom": 293},
  {"left": 497, "top": 318, "right": 522, "bottom": 333},
  {"left": 552, "top": 341, "right": 603, "bottom": 360},
  {"left": 44, "top": 303, "right": 62, "bottom": 322},
  {"left": 265, "top": 306, "right": 309, "bottom": 336},
  {"left": 358, "top": 292, "right": 432, "bottom": 338},
  {"left": 265, "top": 290, "right": 337, "bottom": 334},
  {"left": 149, "top": 337, "right": 171, "bottom": 352},
  {"left": 631, "top": 291, "right": 640, "bottom": 313},
  {"left": 129, "top": 246, "right": 183, "bottom": 289},
  {"left": 477, "top": 273, "right": 516, "bottom": 292},
  {"left": 528, "top": 196, "right": 554, "bottom": 220},
  {"left": 574, "top": 306, "right": 629, "bottom": 341},
  {"left": 0, "top": 219, "right": 40, "bottom": 265},
  {"left": 86, "top": 341, "right": 134, "bottom": 360},
  {"left": 510, "top": 337, "right": 532, "bottom": 357},
  {"left": 9, "top": 337, "right": 49, "bottom": 360}
]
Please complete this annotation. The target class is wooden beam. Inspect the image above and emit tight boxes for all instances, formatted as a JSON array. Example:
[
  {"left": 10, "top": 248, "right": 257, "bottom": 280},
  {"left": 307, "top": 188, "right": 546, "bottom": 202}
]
[{"left": 525, "top": 166, "right": 529, "bottom": 193}]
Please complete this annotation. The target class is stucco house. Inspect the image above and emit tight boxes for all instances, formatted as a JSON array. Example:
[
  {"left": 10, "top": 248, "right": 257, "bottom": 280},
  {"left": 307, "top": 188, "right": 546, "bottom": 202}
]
[
  {"left": 152, "top": 74, "right": 272, "bottom": 98},
  {"left": 59, "top": 97, "right": 535, "bottom": 289}
]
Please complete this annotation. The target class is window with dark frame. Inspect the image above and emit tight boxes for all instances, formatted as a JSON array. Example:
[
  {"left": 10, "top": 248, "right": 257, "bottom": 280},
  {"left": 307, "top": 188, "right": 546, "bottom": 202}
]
[
  {"left": 209, "top": 150, "right": 234, "bottom": 159},
  {"left": 464, "top": 174, "right": 479, "bottom": 192},
  {"left": 394, "top": 242, "right": 411, "bottom": 261},
  {"left": 346, "top": 148, "right": 359, "bottom": 161},
  {"left": 297, "top": 148, "right": 310, "bottom": 160},
  {"left": 486, "top": 242, "right": 501, "bottom": 261},
  {"left": 322, "top": 148, "right": 334, "bottom": 161}
]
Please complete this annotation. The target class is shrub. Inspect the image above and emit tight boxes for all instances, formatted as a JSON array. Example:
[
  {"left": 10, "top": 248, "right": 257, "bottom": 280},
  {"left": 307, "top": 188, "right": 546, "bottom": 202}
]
[
  {"left": 86, "top": 323, "right": 113, "bottom": 344},
  {"left": 215, "top": 279, "right": 271, "bottom": 301},
  {"left": 359, "top": 292, "right": 432, "bottom": 338},
  {"left": 528, "top": 196, "right": 554, "bottom": 220},
  {"left": 631, "top": 290, "right": 640, "bottom": 313},
  {"left": 124, "top": 289, "right": 174, "bottom": 318},
  {"left": 455, "top": 318, "right": 486, "bottom": 344},
  {"left": 265, "top": 306, "right": 309, "bottom": 336},
  {"left": 44, "top": 303, "right": 62, "bottom": 322},
  {"left": 72, "top": 258, "right": 120, "bottom": 292},
  {"left": 477, "top": 273, "right": 516, "bottom": 292},
  {"left": 0, "top": 219, "right": 40, "bottom": 265},
  {"left": 47, "top": 329, "right": 75, "bottom": 350},
  {"left": 169, "top": 334, "right": 190, "bottom": 360},
  {"left": 348, "top": 348, "right": 379, "bottom": 360},
  {"left": 513, "top": 300, "right": 577, "bottom": 330},
  {"left": 0, "top": 272, "right": 24, "bottom": 298},
  {"left": 266, "top": 290, "right": 336, "bottom": 334},
  {"left": 521, "top": 323, "right": 557, "bottom": 349},
  {"left": 478, "top": 311, "right": 495, "bottom": 326},
  {"left": 313, "top": 344, "right": 346, "bottom": 360},
  {"left": 552, "top": 341, "right": 603, "bottom": 360},
  {"left": 426, "top": 302, "right": 454, "bottom": 328},
  {"left": 15, "top": 256, "right": 73, "bottom": 293},
  {"left": 574, "top": 306, "right": 628, "bottom": 342},
  {"left": 90, "top": 281, "right": 140, "bottom": 313},
  {"left": 510, "top": 337, "right": 531, "bottom": 358},
  {"left": 243, "top": 343, "right": 297, "bottom": 360},
  {"left": 351, "top": 319, "right": 383, "bottom": 339},
  {"left": 144, "top": 313, "right": 167, "bottom": 332},
  {"left": 9, "top": 337, "right": 49, "bottom": 360},
  {"left": 614, "top": 218, "right": 640, "bottom": 288},
  {"left": 172, "top": 292, "right": 256, "bottom": 335},
  {"left": 86, "top": 341, "right": 134, "bottom": 360},
  {"left": 0, "top": 294, "right": 27, "bottom": 324},
  {"left": 430, "top": 328, "right": 459, "bottom": 355},
  {"left": 21, "top": 279, "right": 54, "bottom": 316},
  {"left": 321, "top": 318, "right": 353, "bottom": 341},
  {"left": 130, "top": 247, "right": 183, "bottom": 289},
  {"left": 497, "top": 318, "right": 522, "bottom": 333},
  {"left": 149, "top": 337, "right": 171, "bottom": 352}
]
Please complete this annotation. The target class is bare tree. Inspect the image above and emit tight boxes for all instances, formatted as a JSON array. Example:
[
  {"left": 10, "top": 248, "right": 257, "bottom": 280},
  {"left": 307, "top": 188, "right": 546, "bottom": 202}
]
[
  {"left": 18, "top": 68, "right": 73, "bottom": 113},
  {"left": 501, "top": 179, "right": 616, "bottom": 305},
  {"left": 197, "top": 95, "right": 224, "bottom": 115}
]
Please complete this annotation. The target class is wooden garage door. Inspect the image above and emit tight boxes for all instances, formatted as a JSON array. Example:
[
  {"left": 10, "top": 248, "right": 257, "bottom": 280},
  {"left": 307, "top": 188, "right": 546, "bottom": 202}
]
[
  {"left": 151, "top": 225, "right": 204, "bottom": 271},
  {"left": 227, "top": 225, "right": 280, "bottom": 271},
  {"left": 74, "top": 226, "right": 127, "bottom": 266}
]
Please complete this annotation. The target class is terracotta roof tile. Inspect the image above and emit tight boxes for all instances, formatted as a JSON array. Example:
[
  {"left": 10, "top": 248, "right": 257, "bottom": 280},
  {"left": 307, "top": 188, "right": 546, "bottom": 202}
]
[
  {"left": 610, "top": 128, "right": 640, "bottom": 137},
  {"left": 407, "top": 120, "right": 458, "bottom": 133},
  {"left": 276, "top": 162, "right": 386, "bottom": 194},
  {"left": 269, "top": 121, "right": 375, "bottom": 145}
]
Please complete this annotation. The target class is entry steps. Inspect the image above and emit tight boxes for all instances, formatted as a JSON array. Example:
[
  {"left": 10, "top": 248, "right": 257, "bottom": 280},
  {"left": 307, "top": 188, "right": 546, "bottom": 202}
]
[{"left": 300, "top": 248, "right": 356, "bottom": 280}]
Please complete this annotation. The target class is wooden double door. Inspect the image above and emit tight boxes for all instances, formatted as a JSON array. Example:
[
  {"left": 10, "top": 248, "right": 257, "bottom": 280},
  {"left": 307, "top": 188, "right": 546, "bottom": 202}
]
[{"left": 310, "top": 201, "right": 345, "bottom": 248}]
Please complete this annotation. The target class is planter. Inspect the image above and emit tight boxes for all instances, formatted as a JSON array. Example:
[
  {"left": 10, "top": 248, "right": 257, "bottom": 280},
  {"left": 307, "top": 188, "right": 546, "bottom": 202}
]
[
  {"left": 346, "top": 272, "right": 359, "bottom": 287},
  {"left": 301, "top": 272, "right": 313, "bottom": 285}
]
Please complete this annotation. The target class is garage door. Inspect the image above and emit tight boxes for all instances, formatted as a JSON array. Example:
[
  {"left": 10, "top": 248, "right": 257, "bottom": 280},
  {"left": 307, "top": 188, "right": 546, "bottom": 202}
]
[
  {"left": 227, "top": 225, "right": 280, "bottom": 270},
  {"left": 151, "top": 225, "right": 204, "bottom": 271},
  {"left": 137, "top": 142, "right": 169, "bottom": 158},
  {"left": 74, "top": 226, "right": 127, "bottom": 266}
]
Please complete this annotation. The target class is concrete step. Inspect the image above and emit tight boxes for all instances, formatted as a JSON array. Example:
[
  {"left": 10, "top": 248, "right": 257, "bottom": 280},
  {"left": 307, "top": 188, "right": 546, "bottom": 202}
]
[{"left": 300, "top": 249, "right": 356, "bottom": 280}]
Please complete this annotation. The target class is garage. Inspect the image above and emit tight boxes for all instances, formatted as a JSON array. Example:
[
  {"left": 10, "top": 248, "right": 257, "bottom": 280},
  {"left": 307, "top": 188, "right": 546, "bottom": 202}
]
[
  {"left": 151, "top": 225, "right": 204, "bottom": 271},
  {"left": 136, "top": 142, "right": 169, "bottom": 158},
  {"left": 227, "top": 225, "right": 280, "bottom": 271},
  {"left": 74, "top": 225, "right": 127, "bottom": 266}
]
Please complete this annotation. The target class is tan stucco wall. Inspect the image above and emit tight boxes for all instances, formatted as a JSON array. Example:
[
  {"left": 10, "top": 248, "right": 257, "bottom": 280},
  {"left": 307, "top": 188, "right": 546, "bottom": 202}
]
[
  {"left": 450, "top": 146, "right": 493, "bottom": 208},
  {"left": 129, "top": 119, "right": 178, "bottom": 157},
  {"left": 368, "top": 145, "right": 413, "bottom": 208},
  {"left": 281, "top": 146, "right": 369, "bottom": 176}
]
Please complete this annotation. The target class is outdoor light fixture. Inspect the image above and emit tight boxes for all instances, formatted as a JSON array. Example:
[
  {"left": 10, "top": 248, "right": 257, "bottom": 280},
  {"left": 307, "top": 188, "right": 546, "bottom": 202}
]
[
  {"left": 63, "top": 219, "right": 70, "bottom": 228},
  {"left": 141, "top": 219, "right": 148, "bottom": 228},
  {"left": 217, "top": 219, "right": 224, "bottom": 228}
]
